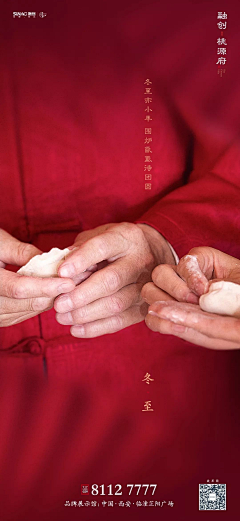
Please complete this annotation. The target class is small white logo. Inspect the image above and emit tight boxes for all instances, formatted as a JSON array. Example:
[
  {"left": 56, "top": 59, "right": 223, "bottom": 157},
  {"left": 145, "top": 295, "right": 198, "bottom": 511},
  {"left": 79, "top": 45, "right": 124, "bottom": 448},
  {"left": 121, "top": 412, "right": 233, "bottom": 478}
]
[{"left": 13, "top": 11, "right": 47, "bottom": 19}]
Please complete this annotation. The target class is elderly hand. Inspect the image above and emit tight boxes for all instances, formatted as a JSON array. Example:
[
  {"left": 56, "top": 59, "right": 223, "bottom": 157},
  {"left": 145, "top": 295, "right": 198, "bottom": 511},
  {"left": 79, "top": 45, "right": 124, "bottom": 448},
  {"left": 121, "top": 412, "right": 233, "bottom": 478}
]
[
  {"left": 142, "top": 247, "right": 240, "bottom": 349},
  {"left": 54, "top": 222, "right": 175, "bottom": 338},
  {"left": 0, "top": 229, "right": 75, "bottom": 327}
]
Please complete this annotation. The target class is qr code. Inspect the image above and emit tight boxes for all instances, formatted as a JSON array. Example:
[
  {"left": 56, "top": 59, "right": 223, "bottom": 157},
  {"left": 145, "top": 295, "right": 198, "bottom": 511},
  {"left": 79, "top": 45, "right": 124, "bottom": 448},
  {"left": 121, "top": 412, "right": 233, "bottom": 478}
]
[{"left": 199, "top": 484, "right": 226, "bottom": 510}]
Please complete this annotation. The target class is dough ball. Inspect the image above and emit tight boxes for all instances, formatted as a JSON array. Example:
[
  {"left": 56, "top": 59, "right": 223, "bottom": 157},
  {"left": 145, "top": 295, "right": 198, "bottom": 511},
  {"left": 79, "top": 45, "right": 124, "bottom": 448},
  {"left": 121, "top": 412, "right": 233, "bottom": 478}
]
[
  {"left": 199, "top": 281, "right": 240, "bottom": 318},
  {"left": 17, "top": 247, "right": 71, "bottom": 278}
]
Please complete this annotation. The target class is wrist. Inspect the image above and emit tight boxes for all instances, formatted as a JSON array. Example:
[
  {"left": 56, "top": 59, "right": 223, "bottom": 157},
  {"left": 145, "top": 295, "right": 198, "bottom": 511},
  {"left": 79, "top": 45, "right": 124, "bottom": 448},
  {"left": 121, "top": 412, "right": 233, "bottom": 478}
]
[{"left": 136, "top": 223, "right": 175, "bottom": 266}]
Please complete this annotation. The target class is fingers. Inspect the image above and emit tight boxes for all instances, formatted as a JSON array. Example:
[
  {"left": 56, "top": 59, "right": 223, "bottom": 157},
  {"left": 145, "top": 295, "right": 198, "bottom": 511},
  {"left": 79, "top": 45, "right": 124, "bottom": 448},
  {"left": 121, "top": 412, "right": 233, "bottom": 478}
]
[
  {"left": 145, "top": 313, "right": 240, "bottom": 350},
  {"left": 55, "top": 283, "right": 142, "bottom": 325},
  {"left": 0, "top": 268, "right": 75, "bottom": 299},
  {"left": 176, "top": 247, "right": 240, "bottom": 296},
  {"left": 176, "top": 254, "right": 209, "bottom": 296},
  {"left": 151, "top": 265, "right": 199, "bottom": 303},
  {"left": 69, "top": 304, "right": 146, "bottom": 338},
  {"left": 0, "top": 229, "right": 41, "bottom": 265},
  {"left": 69, "top": 223, "right": 112, "bottom": 247},
  {"left": 0, "top": 311, "right": 41, "bottom": 327},
  {"left": 55, "top": 258, "right": 137, "bottom": 312},
  {"left": 0, "top": 231, "right": 76, "bottom": 327},
  {"left": 0, "top": 295, "right": 53, "bottom": 314},
  {"left": 147, "top": 300, "right": 240, "bottom": 346},
  {"left": 141, "top": 281, "right": 175, "bottom": 305},
  {"left": 58, "top": 228, "right": 129, "bottom": 278},
  {"left": 148, "top": 248, "right": 240, "bottom": 311},
  {"left": 71, "top": 266, "right": 98, "bottom": 285}
]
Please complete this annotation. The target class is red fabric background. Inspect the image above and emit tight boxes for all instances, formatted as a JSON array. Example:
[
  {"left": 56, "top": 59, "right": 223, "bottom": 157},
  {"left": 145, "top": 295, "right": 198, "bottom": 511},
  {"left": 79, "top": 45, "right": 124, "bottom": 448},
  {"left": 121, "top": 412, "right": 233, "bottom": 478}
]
[{"left": 0, "top": 1, "right": 240, "bottom": 519}]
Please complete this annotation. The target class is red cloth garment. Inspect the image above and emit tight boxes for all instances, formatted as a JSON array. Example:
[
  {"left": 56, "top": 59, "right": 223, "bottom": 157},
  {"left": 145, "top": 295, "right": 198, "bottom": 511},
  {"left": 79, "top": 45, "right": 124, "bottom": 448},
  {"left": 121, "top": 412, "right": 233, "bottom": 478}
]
[
  {"left": 1, "top": 0, "right": 240, "bottom": 361},
  {"left": 0, "top": 357, "right": 240, "bottom": 521},
  {"left": 1, "top": 1, "right": 240, "bottom": 519}
]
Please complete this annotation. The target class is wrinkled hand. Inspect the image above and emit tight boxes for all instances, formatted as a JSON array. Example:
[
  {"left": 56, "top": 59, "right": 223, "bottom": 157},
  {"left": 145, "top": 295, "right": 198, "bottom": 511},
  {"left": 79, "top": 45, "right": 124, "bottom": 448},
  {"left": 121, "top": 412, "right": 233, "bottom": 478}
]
[
  {"left": 0, "top": 229, "right": 75, "bottom": 327},
  {"left": 54, "top": 222, "right": 174, "bottom": 338},
  {"left": 142, "top": 247, "right": 240, "bottom": 349}
]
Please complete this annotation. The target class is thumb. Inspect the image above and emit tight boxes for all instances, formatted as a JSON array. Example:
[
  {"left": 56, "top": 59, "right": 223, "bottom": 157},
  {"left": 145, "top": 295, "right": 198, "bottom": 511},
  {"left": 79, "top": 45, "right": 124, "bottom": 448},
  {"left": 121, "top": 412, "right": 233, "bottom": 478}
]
[
  {"left": 0, "top": 229, "right": 41, "bottom": 266},
  {"left": 177, "top": 247, "right": 240, "bottom": 297}
]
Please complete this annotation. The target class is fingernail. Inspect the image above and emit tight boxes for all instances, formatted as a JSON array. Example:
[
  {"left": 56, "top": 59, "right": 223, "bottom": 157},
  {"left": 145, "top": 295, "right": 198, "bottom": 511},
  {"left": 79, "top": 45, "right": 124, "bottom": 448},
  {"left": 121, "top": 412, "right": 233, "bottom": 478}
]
[
  {"left": 56, "top": 312, "right": 73, "bottom": 325},
  {"left": 186, "top": 292, "right": 199, "bottom": 304},
  {"left": 57, "top": 282, "right": 74, "bottom": 293},
  {"left": 148, "top": 310, "right": 160, "bottom": 317},
  {"left": 71, "top": 325, "right": 85, "bottom": 337},
  {"left": 56, "top": 295, "right": 73, "bottom": 312},
  {"left": 59, "top": 264, "right": 76, "bottom": 278}
]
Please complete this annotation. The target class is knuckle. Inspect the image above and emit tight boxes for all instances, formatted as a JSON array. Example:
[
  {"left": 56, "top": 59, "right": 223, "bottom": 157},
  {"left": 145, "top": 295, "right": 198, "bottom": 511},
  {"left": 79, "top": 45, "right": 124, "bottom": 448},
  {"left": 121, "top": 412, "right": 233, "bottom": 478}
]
[
  {"left": 16, "top": 241, "right": 32, "bottom": 260},
  {"left": 130, "top": 222, "right": 144, "bottom": 240},
  {"left": 107, "top": 295, "right": 126, "bottom": 314},
  {"left": 188, "top": 247, "right": 212, "bottom": 257},
  {"left": 188, "top": 248, "right": 201, "bottom": 256},
  {"left": 119, "top": 222, "right": 135, "bottom": 233},
  {"left": 109, "top": 314, "right": 124, "bottom": 332},
  {"left": 32, "top": 297, "right": 51, "bottom": 312},
  {"left": 103, "top": 269, "right": 122, "bottom": 293},
  {"left": 178, "top": 254, "right": 197, "bottom": 274},
  {"left": 29, "top": 298, "right": 38, "bottom": 312},
  {"left": 119, "top": 222, "right": 140, "bottom": 241},
  {"left": 180, "top": 254, "right": 192, "bottom": 264},
  {"left": 11, "top": 280, "right": 25, "bottom": 299},
  {"left": 170, "top": 274, "right": 185, "bottom": 292},
  {"left": 16, "top": 241, "right": 25, "bottom": 259},
  {"left": 74, "top": 306, "right": 88, "bottom": 320},
  {"left": 95, "top": 237, "right": 107, "bottom": 258},
  {"left": 0, "top": 314, "right": 13, "bottom": 327},
  {"left": 173, "top": 283, "right": 186, "bottom": 300}
]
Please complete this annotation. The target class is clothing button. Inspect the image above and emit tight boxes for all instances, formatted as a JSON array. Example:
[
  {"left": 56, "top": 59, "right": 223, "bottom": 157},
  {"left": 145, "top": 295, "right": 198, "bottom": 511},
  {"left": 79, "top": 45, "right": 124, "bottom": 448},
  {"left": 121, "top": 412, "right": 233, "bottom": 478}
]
[
  {"left": 1, "top": 337, "right": 45, "bottom": 355},
  {"left": 27, "top": 340, "right": 43, "bottom": 355}
]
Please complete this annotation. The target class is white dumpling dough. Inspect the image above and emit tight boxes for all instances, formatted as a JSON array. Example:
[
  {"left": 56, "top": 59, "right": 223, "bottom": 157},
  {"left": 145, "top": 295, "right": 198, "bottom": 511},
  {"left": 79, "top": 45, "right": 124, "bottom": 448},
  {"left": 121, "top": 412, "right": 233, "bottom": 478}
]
[
  {"left": 199, "top": 281, "right": 240, "bottom": 318},
  {"left": 17, "top": 247, "right": 71, "bottom": 278}
]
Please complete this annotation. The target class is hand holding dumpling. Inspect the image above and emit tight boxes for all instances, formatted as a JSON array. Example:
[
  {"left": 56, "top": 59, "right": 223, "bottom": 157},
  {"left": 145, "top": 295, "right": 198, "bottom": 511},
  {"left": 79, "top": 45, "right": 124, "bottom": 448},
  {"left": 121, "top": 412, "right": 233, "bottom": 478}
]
[
  {"left": 0, "top": 230, "right": 75, "bottom": 327},
  {"left": 142, "top": 247, "right": 240, "bottom": 349}
]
